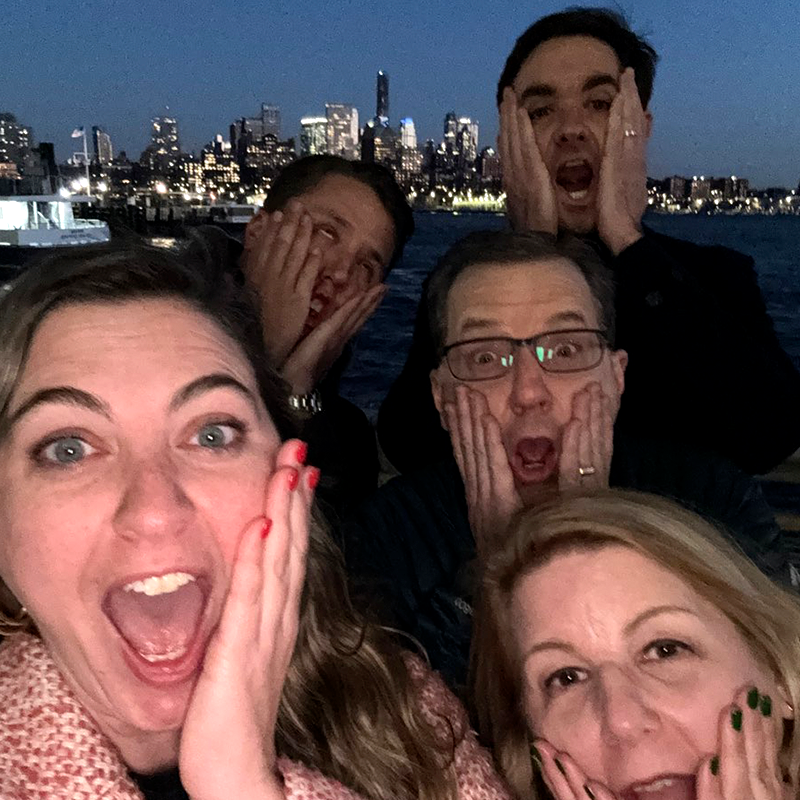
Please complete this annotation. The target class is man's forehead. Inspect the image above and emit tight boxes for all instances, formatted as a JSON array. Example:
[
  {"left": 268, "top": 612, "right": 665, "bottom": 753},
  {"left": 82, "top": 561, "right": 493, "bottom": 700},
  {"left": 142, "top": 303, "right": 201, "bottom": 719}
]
[
  {"left": 446, "top": 259, "right": 599, "bottom": 330},
  {"left": 514, "top": 34, "right": 622, "bottom": 93}
]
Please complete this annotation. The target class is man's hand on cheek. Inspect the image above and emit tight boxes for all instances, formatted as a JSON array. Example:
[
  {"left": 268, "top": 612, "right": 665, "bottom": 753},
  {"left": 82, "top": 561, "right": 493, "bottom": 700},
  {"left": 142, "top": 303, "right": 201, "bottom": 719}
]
[
  {"left": 558, "top": 382, "right": 614, "bottom": 492},
  {"left": 499, "top": 87, "right": 559, "bottom": 235},
  {"left": 597, "top": 68, "right": 649, "bottom": 255},
  {"left": 445, "top": 384, "right": 522, "bottom": 558}
]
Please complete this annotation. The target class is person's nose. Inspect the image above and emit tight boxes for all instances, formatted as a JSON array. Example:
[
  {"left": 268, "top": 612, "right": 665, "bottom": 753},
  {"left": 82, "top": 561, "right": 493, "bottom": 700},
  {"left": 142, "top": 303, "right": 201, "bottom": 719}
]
[
  {"left": 509, "top": 346, "right": 554, "bottom": 416},
  {"left": 555, "top": 104, "right": 589, "bottom": 145},
  {"left": 113, "top": 455, "right": 194, "bottom": 543},
  {"left": 595, "top": 665, "right": 660, "bottom": 745},
  {"left": 318, "top": 244, "right": 353, "bottom": 288}
]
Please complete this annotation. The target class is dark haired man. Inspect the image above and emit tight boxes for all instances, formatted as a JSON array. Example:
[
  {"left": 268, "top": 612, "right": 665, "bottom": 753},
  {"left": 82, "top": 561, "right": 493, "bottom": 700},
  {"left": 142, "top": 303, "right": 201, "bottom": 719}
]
[
  {"left": 191, "top": 155, "right": 414, "bottom": 514},
  {"left": 343, "top": 230, "right": 792, "bottom": 692},
  {"left": 378, "top": 7, "right": 800, "bottom": 477}
]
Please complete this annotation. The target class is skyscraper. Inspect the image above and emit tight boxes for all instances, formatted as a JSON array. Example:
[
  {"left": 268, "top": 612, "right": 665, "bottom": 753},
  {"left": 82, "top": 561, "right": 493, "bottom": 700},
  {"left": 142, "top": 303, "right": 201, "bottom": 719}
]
[
  {"left": 300, "top": 116, "right": 328, "bottom": 156},
  {"left": 92, "top": 126, "right": 113, "bottom": 165},
  {"left": 457, "top": 117, "right": 479, "bottom": 163},
  {"left": 0, "top": 112, "right": 32, "bottom": 169},
  {"left": 261, "top": 104, "right": 281, "bottom": 139},
  {"left": 399, "top": 118, "right": 417, "bottom": 149},
  {"left": 443, "top": 112, "right": 458, "bottom": 150},
  {"left": 325, "top": 103, "right": 359, "bottom": 159},
  {"left": 376, "top": 71, "right": 389, "bottom": 122}
]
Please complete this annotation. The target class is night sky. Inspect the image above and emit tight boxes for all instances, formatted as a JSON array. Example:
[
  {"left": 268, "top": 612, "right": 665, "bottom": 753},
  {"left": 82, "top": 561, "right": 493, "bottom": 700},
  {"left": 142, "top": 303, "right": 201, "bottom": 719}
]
[{"left": 5, "top": 0, "right": 799, "bottom": 187}]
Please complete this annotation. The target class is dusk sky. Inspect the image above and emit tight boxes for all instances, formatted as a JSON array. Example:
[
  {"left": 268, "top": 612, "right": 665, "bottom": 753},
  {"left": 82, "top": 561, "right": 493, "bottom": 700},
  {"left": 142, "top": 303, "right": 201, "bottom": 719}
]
[{"left": 5, "top": 0, "right": 799, "bottom": 187}]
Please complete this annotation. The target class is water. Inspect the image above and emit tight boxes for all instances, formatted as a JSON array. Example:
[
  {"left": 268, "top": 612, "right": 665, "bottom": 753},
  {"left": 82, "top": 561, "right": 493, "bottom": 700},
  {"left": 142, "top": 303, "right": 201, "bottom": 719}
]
[{"left": 342, "top": 212, "right": 800, "bottom": 418}]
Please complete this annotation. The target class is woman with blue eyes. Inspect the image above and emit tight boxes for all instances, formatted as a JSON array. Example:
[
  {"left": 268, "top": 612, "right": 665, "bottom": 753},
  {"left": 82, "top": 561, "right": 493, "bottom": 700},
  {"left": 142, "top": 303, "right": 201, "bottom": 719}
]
[
  {"left": 0, "top": 243, "right": 510, "bottom": 800},
  {"left": 473, "top": 491, "right": 799, "bottom": 800}
]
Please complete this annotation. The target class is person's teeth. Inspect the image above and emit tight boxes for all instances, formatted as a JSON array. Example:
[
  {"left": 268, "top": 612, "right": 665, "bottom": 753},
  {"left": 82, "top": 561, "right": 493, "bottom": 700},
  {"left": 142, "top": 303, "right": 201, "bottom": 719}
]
[
  {"left": 123, "top": 572, "right": 195, "bottom": 596},
  {"left": 309, "top": 298, "right": 324, "bottom": 313},
  {"left": 568, "top": 190, "right": 589, "bottom": 200},
  {"left": 635, "top": 778, "right": 676, "bottom": 794},
  {"left": 140, "top": 645, "right": 189, "bottom": 662},
  {"left": 563, "top": 158, "right": 587, "bottom": 167}
]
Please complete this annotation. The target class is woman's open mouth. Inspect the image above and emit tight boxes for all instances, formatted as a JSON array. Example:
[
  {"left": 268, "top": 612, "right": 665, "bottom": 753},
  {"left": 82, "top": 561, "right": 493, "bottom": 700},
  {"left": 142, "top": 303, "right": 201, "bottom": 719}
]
[
  {"left": 102, "top": 571, "right": 211, "bottom": 685},
  {"left": 620, "top": 774, "right": 696, "bottom": 800}
]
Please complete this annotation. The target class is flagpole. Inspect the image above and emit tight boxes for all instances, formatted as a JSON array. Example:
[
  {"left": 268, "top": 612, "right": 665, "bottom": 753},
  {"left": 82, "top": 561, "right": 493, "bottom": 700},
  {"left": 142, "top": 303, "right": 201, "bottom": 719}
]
[{"left": 82, "top": 129, "right": 90, "bottom": 198}]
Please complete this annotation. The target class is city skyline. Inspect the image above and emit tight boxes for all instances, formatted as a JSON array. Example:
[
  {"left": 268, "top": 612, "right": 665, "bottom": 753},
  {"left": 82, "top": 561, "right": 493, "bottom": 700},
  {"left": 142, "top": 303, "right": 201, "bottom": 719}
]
[{"left": 4, "top": 0, "right": 800, "bottom": 186}]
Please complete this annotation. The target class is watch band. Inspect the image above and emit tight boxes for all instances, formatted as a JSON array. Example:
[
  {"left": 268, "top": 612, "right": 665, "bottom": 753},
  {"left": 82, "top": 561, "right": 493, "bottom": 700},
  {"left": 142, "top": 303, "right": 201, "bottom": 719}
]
[{"left": 288, "top": 389, "right": 323, "bottom": 417}]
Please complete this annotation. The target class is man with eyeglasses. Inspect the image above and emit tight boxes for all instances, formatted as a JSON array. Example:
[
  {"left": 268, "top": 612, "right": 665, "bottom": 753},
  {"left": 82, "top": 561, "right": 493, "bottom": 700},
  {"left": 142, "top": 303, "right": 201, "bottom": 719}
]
[{"left": 341, "top": 230, "right": 793, "bottom": 693}]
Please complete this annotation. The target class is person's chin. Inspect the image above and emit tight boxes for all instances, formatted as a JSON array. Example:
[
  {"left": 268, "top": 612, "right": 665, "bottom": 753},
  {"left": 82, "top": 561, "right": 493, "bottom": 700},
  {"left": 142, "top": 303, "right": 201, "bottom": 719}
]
[{"left": 557, "top": 194, "right": 597, "bottom": 235}]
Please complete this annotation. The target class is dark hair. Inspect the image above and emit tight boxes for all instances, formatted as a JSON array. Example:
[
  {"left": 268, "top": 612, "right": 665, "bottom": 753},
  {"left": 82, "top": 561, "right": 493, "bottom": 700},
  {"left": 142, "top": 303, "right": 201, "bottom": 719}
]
[
  {"left": 264, "top": 155, "right": 415, "bottom": 271},
  {"left": 425, "top": 230, "right": 616, "bottom": 361},
  {"left": 0, "top": 240, "right": 296, "bottom": 442},
  {"left": 496, "top": 7, "right": 658, "bottom": 108}
]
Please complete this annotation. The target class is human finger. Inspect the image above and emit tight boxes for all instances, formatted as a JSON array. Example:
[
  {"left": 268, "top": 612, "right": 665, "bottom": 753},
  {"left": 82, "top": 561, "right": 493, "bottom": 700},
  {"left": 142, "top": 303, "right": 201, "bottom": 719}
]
[
  {"left": 283, "top": 212, "right": 314, "bottom": 287},
  {"left": 718, "top": 697, "right": 750, "bottom": 800},
  {"left": 695, "top": 754, "right": 724, "bottom": 800},
  {"left": 445, "top": 402, "right": 467, "bottom": 479},
  {"left": 455, "top": 384, "right": 479, "bottom": 508},
  {"left": 468, "top": 390, "right": 490, "bottom": 508},
  {"left": 296, "top": 246, "right": 322, "bottom": 300},
  {"left": 267, "top": 200, "right": 304, "bottom": 276},
  {"left": 559, "top": 417, "right": 581, "bottom": 491},
  {"left": 741, "top": 687, "right": 783, "bottom": 800},
  {"left": 339, "top": 284, "right": 387, "bottom": 341},
  {"left": 533, "top": 740, "right": 581, "bottom": 800}
]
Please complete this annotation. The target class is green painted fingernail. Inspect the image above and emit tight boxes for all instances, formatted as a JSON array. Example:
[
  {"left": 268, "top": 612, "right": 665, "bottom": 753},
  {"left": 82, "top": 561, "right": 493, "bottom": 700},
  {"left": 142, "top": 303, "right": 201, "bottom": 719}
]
[
  {"left": 555, "top": 758, "right": 567, "bottom": 776},
  {"left": 731, "top": 708, "right": 743, "bottom": 731},
  {"left": 585, "top": 786, "right": 596, "bottom": 800},
  {"left": 760, "top": 695, "right": 772, "bottom": 717},
  {"left": 747, "top": 687, "right": 759, "bottom": 709},
  {"left": 530, "top": 746, "right": 542, "bottom": 768},
  {"left": 710, "top": 756, "right": 719, "bottom": 776}
]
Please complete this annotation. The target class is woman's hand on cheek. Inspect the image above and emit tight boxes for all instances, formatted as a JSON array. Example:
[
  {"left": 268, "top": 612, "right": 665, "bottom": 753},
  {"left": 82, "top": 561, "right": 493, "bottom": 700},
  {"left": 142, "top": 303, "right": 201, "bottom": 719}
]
[
  {"left": 179, "top": 438, "right": 317, "bottom": 800},
  {"left": 696, "top": 685, "right": 784, "bottom": 800},
  {"left": 533, "top": 739, "right": 617, "bottom": 800}
]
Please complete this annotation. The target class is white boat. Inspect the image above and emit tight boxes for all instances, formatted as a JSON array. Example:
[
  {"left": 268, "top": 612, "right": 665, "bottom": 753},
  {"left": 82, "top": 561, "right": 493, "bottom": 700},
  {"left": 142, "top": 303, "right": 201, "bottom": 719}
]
[
  {"left": 207, "top": 203, "right": 259, "bottom": 226},
  {"left": 0, "top": 194, "right": 110, "bottom": 267}
]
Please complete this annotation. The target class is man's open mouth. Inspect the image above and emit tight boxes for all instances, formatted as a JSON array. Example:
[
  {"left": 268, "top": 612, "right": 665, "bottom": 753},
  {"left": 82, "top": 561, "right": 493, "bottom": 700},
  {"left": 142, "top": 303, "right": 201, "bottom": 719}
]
[
  {"left": 103, "top": 570, "right": 210, "bottom": 683},
  {"left": 555, "top": 158, "right": 595, "bottom": 202},
  {"left": 509, "top": 436, "right": 558, "bottom": 484}
]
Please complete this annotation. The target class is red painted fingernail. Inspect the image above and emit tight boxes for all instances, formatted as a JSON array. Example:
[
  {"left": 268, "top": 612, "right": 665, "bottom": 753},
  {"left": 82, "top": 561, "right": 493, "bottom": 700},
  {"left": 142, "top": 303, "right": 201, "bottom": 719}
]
[
  {"left": 307, "top": 467, "right": 320, "bottom": 490},
  {"left": 295, "top": 442, "right": 308, "bottom": 465},
  {"left": 287, "top": 468, "right": 299, "bottom": 491},
  {"left": 261, "top": 518, "right": 272, "bottom": 539}
]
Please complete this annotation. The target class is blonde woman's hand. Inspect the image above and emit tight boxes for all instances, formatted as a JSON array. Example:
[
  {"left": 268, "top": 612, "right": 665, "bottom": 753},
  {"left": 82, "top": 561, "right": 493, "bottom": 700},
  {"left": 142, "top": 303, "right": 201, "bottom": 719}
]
[
  {"left": 445, "top": 384, "right": 522, "bottom": 559},
  {"left": 179, "top": 439, "right": 317, "bottom": 800},
  {"left": 695, "top": 685, "right": 786, "bottom": 800},
  {"left": 533, "top": 740, "right": 619, "bottom": 800}
]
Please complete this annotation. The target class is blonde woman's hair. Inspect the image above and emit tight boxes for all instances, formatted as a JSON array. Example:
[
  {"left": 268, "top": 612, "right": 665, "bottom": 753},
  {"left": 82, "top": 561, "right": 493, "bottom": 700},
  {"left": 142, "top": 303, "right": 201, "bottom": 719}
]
[
  {"left": 0, "top": 242, "right": 456, "bottom": 800},
  {"left": 472, "top": 490, "right": 800, "bottom": 800}
]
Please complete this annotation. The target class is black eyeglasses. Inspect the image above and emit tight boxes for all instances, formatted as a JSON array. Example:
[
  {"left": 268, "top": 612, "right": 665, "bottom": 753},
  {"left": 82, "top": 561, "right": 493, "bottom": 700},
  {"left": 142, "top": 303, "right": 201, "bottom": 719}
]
[{"left": 442, "top": 328, "right": 608, "bottom": 381}]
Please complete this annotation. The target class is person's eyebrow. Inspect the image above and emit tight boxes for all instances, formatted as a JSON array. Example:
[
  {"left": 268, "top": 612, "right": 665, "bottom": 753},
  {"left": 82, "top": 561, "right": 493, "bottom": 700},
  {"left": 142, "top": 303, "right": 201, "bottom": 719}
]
[
  {"left": 456, "top": 317, "right": 505, "bottom": 336},
  {"left": 583, "top": 74, "right": 619, "bottom": 93},
  {"left": 544, "top": 311, "right": 591, "bottom": 327},
  {"left": 519, "top": 84, "right": 555, "bottom": 102},
  {"left": 169, "top": 373, "right": 263, "bottom": 418},
  {"left": 522, "top": 638, "right": 581, "bottom": 665},
  {"left": 623, "top": 605, "right": 697, "bottom": 636},
  {"left": 9, "top": 387, "right": 111, "bottom": 428}
]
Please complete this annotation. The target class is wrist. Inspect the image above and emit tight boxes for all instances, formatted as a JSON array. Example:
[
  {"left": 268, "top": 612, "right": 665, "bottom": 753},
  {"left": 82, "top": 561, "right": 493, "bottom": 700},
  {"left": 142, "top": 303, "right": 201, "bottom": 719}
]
[
  {"left": 288, "top": 389, "right": 323, "bottom": 418},
  {"left": 603, "top": 223, "right": 643, "bottom": 256}
]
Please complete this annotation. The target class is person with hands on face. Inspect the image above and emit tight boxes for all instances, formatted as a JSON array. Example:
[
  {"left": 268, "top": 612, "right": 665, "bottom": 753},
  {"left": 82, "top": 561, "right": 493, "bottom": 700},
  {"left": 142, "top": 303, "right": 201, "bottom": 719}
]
[
  {"left": 188, "top": 155, "right": 414, "bottom": 517},
  {"left": 0, "top": 242, "right": 512, "bottom": 800},
  {"left": 378, "top": 7, "right": 800, "bottom": 477},
  {"left": 342, "top": 231, "right": 790, "bottom": 695},
  {"left": 474, "top": 490, "right": 799, "bottom": 800}
]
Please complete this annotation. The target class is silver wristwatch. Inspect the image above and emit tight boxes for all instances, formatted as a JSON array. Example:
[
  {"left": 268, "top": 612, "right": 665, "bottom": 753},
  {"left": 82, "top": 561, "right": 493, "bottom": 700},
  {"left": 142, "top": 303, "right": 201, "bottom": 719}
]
[{"left": 288, "top": 389, "right": 323, "bottom": 417}]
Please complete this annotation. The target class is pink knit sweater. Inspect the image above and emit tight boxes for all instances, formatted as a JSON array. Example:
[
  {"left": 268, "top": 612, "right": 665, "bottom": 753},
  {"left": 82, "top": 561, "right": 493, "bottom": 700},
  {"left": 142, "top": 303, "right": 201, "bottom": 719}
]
[{"left": 0, "top": 634, "right": 511, "bottom": 800}]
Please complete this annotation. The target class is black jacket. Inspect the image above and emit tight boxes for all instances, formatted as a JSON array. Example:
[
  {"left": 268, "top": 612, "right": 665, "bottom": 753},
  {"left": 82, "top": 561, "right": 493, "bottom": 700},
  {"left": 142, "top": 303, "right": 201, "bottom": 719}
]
[
  {"left": 339, "top": 434, "right": 791, "bottom": 693},
  {"left": 377, "top": 229, "right": 800, "bottom": 475}
]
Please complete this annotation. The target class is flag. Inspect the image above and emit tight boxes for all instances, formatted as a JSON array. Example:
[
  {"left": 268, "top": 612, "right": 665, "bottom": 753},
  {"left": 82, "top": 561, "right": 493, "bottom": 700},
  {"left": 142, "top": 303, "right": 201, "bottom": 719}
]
[{"left": 71, "top": 127, "right": 84, "bottom": 138}]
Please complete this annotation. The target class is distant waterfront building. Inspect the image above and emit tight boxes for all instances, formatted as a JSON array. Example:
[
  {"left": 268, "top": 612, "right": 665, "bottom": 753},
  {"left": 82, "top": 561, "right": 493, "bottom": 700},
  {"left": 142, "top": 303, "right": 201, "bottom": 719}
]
[
  {"left": 201, "top": 134, "right": 239, "bottom": 192},
  {"left": 690, "top": 175, "right": 711, "bottom": 204},
  {"left": 457, "top": 117, "right": 479, "bottom": 163},
  {"left": 478, "top": 146, "right": 502, "bottom": 187},
  {"left": 399, "top": 118, "right": 417, "bottom": 149},
  {"left": 0, "top": 112, "right": 33, "bottom": 170},
  {"left": 92, "top": 126, "right": 113, "bottom": 165},
  {"left": 443, "top": 112, "right": 458, "bottom": 150},
  {"left": 361, "top": 118, "right": 397, "bottom": 168},
  {"left": 397, "top": 145, "right": 423, "bottom": 190},
  {"left": 261, "top": 104, "right": 281, "bottom": 139},
  {"left": 300, "top": 116, "right": 328, "bottom": 156},
  {"left": 667, "top": 175, "right": 688, "bottom": 201},
  {"left": 325, "top": 103, "right": 359, "bottom": 159},
  {"left": 143, "top": 115, "right": 181, "bottom": 173},
  {"left": 376, "top": 70, "right": 389, "bottom": 122}
]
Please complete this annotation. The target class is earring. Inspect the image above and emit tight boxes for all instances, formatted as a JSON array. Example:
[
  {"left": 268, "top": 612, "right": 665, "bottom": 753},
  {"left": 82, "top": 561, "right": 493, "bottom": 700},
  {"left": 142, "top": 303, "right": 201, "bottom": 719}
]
[{"left": 0, "top": 605, "right": 30, "bottom": 636}]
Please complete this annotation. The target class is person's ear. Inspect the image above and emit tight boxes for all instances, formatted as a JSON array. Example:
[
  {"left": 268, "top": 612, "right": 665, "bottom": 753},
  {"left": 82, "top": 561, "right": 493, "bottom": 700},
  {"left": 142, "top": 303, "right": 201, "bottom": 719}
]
[
  {"left": 643, "top": 111, "right": 653, "bottom": 140},
  {"left": 611, "top": 349, "right": 628, "bottom": 396},
  {"left": 243, "top": 209, "right": 268, "bottom": 252},
  {"left": 430, "top": 368, "right": 449, "bottom": 430}
]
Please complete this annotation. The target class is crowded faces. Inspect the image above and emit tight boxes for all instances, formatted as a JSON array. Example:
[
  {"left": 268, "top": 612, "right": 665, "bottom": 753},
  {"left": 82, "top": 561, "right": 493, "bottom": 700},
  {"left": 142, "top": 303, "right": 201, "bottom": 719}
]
[
  {"left": 475, "top": 491, "right": 799, "bottom": 800},
  {"left": 0, "top": 243, "right": 509, "bottom": 800},
  {"left": 190, "top": 154, "right": 414, "bottom": 515},
  {"left": 379, "top": 7, "right": 800, "bottom": 477},
  {"left": 342, "top": 231, "right": 792, "bottom": 693}
]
